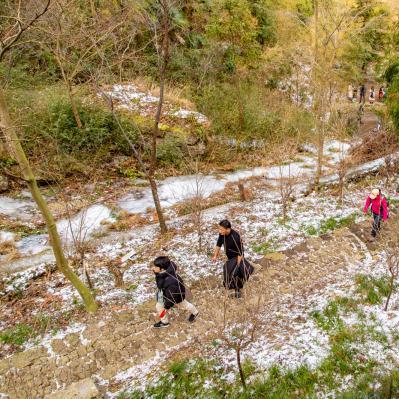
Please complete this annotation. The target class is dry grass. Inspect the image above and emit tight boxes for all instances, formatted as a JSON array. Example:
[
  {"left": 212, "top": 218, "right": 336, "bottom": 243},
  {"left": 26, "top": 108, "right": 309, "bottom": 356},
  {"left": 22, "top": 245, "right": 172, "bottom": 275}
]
[
  {"left": 107, "top": 210, "right": 148, "bottom": 231},
  {"left": 349, "top": 130, "right": 399, "bottom": 164},
  {"left": 0, "top": 240, "right": 21, "bottom": 261}
]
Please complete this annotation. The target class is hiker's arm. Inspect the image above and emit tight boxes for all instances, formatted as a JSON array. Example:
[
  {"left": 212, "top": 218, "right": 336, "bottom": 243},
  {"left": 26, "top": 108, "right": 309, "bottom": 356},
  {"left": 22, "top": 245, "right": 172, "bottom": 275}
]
[
  {"left": 163, "top": 287, "right": 175, "bottom": 310},
  {"left": 237, "top": 255, "right": 243, "bottom": 265},
  {"left": 363, "top": 197, "right": 371, "bottom": 213},
  {"left": 212, "top": 246, "right": 221, "bottom": 261},
  {"left": 212, "top": 235, "right": 223, "bottom": 261}
]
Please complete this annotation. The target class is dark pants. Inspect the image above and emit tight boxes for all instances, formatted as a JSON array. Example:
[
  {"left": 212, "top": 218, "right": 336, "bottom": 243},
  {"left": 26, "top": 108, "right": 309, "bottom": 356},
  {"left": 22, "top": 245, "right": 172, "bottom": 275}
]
[
  {"left": 371, "top": 212, "right": 382, "bottom": 237},
  {"left": 223, "top": 258, "right": 254, "bottom": 292}
]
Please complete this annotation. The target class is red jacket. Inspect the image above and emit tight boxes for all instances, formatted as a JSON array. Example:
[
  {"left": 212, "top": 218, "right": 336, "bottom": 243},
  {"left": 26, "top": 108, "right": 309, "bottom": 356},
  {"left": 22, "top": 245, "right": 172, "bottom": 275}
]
[{"left": 363, "top": 194, "right": 388, "bottom": 220}]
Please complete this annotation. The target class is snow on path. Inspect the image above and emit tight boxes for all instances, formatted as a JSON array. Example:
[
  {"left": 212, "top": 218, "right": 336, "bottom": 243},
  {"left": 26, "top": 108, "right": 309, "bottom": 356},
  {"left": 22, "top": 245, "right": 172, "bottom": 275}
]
[{"left": 117, "top": 235, "right": 399, "bottom": 397}]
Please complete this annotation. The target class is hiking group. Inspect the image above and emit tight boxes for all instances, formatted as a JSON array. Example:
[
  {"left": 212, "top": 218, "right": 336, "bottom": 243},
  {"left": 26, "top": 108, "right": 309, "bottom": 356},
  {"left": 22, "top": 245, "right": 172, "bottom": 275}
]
[
  {"left": 348, "top": 83, "right": 386, "bottom": 104},
  {"left": 151, "top": 188, "right": 389, "bottom": 329},
  {"left": 152, "top": 219, "right": 253, "bottom": 328}
]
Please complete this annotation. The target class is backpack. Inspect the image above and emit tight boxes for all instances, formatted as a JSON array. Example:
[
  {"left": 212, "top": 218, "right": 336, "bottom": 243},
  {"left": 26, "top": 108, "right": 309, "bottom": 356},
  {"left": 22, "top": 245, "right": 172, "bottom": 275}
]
[{"left": 380, "top": 194, "right": 390, "bottom": 218}]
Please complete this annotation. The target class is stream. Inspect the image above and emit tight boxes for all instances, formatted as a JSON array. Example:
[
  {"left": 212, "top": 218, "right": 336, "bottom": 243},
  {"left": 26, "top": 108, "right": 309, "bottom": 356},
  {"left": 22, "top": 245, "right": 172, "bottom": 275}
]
[{"left": 2, "top": 139, "right": 383, "bottom": 275}]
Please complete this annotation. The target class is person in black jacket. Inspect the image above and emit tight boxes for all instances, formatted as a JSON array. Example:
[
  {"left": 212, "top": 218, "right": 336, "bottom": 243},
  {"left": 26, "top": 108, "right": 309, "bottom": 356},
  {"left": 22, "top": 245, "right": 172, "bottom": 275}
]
[
  {"left": 212, "top": 219, "right": 254, "bottom": 298},
  {"left": 152, "top": 256, "right": 199, "bottom": 328}
]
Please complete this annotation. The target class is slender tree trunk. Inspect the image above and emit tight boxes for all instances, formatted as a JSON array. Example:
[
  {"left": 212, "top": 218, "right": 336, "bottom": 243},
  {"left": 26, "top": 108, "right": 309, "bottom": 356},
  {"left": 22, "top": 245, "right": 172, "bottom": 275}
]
[
  {"left": 148, "top": 175, "right": 167, "bottom": 234},
  {"left": 66, "top": 80, "right": 83, "bottom": 129},
  {"left": 313, "top": 0, "right": 323, "bottom": 190},
  {"left": 316, "top": 124, "right": 324, "bottom": 187},
  {"left": 384, "top": 277, "right": 394, "bottom": 311},
  {"left": 236, "top": 346, "right": 246, "bottom": 389},
  {"left": 148, "top": 0, "right": 170, "bottom": 234},
  {"left": 0, "top": 87, "right": 97, "bottom": 312},
  {"left": 54, "top": 42, "right": 83, "bottom": 129},
  {"left": 89, "top": 0, "right": 97, "bottom": 19}
]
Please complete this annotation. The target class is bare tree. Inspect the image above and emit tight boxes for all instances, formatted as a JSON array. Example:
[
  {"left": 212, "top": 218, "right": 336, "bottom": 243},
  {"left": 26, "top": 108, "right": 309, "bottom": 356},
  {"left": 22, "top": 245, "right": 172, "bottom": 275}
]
[
  {"left": 187, "top": 169, "right": 206, "bottom": 252},
  {"left": 95, "top": 1, "right": 182, "bottom": 234},
  {"left": 384, "top": 249, "right": 399, "bottom": 311},
  {"left": 278, "top": 164, "right": 296, "bottom": 221},
  {"left": 107, "top": 257, "right": 127, "bottom": 288},
  {"left": 145, "top": 0, "right": 173, "bottom": 234},
  {"left": 382, "top": 220, "right": 399, "bottom": 311},
  {"left": 0, "top": 0, "right": 97, "bottom": 312},
  {"left": 218, "top": 288, "right": 264, "bottom": 389},
  {"left": 37, "top": 1, "right": 122, "bottom": 128},
  {"left": 238, "top": 180, "right": 253, "bottom": 202},
  {"left": 64, "top": 207, "right": 97, "bottom": 290}
]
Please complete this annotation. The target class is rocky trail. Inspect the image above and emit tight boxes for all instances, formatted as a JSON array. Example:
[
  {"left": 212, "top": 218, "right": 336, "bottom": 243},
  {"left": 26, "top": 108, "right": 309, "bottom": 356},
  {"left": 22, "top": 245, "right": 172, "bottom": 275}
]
[{"left": 0, "top": 215, "right": 390, "bottom": 399}]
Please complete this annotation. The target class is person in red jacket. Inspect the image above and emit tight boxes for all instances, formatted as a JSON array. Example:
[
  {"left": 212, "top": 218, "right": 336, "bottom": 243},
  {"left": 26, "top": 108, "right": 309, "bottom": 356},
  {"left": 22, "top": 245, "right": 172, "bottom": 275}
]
[{"left": 363, "top": 188, "right": 388, "bottom": 238}]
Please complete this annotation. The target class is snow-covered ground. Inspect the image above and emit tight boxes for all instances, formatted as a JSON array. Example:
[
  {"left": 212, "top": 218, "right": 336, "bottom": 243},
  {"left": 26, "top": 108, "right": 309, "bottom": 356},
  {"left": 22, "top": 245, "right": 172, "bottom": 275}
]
[
  {"left": 115, "top": 235, "right": 399, "bottom": 398},
  {"left": 104, "top": 84, "right": 208, "bottom": 125},
  {"left": 0, "top": 196, "right": 35, "bottom": 221}
]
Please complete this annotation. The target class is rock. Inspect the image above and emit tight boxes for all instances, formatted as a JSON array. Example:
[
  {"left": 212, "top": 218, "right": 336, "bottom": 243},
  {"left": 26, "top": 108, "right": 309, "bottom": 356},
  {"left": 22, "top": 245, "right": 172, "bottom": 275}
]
[
  {"left": 51, "top": 339, "right": 68, "bottom": 354},
  {"left": 99, "top": 364, "right": 118, "bottom": 380},
  {"left": 0, "top": 358, "right": 10, "bottom": 374},
  {"left": 11, "top": 347, "right": 47, "bottom": 369},
  {"left": 65, "top": 333, "right": 80, "bottom": 347},
  {"left": 45, "top": 378, "right": 99, "bottom": 399},
  {"left": 262, "top": 252, "right": 287, "bottom": 262},
  {"left": 114, "top": 311, "right": 135, "bottom": 323},
  {"left": 0, "top": 174, "right": 8, "bottom": 192},
  {"left": 186, "top": 134, "right": 200, "bottom": 146},
  {"left": 187, "top": 142, "right": 206, "bottom": 157}
]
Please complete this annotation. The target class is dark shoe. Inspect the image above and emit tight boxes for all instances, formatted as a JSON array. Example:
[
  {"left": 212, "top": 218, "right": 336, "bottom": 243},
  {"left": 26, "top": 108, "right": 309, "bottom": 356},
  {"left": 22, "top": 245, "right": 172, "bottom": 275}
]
[
  {"left": 188, "top": 313, "right": 198, "bottom": 323},
  {"left": 153, "top": 321, "right": 170, "bottom": 328},
  {"left": 235, "top": 291, "right": 242, "bottom": 299}
]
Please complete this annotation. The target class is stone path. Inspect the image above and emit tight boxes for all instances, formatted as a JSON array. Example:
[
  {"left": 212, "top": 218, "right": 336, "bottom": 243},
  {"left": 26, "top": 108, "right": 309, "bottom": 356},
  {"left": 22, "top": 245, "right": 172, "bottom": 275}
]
[{"left": 0, "top": 217, "right": 383, "bottom": 399}]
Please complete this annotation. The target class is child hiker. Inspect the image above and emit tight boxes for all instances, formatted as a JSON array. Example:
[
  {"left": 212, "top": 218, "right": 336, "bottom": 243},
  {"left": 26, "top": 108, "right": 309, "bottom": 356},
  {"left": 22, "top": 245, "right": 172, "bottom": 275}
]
[
  {"left": 152, "top": 256, "right": 198, "bottom": 328},
  {"left": 363, "top": 188, "right": 389, "bottom": 238}
]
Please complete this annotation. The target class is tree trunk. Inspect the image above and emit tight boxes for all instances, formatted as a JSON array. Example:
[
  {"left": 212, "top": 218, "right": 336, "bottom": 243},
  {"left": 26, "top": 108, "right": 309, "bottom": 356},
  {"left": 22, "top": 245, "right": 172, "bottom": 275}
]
[
  {"left": 0, "top": 87, "right": 97, "bottom": 312},
  {"left": 236, "top": 346, "right": 246, "bottom": 389},
  {"left": 148, "top": 175, "right": 167, "bottom": 234},
  {"left": 313, "top": 0, "right": 323, "bottom": 190},
  {"left": 54, "top": 43, "right": 83, "bottom": 129},
  {"left": 315, "top": 125, "right": 324, "bottom": 188},
  {"left": 147, "top": 0, "right": 170, "bottom": 234},
  {"left": 66, "top": 80, "right": 83, "bottom": 129},
  {"left": 384, "top": 278, "right": 394, "bottom": 311},
  {"left": 89, "top": 0, "right": 97, "bottom": 19}
]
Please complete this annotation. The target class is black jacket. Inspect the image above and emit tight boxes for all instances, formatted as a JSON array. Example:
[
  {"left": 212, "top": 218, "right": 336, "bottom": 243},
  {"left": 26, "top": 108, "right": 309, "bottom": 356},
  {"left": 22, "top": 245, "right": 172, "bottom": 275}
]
[{"left": 155, "top": 263, "right": 186, "bottom": 309}]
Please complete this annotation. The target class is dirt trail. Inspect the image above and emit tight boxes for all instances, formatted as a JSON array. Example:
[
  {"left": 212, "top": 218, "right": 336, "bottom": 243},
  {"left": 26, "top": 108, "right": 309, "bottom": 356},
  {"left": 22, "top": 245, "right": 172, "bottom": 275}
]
[
  {"left": 0, "top": 217, "right": 382, "bottom": 399},
  {"left": 359, "top": 108, "right": 379, "bottom": 137}
]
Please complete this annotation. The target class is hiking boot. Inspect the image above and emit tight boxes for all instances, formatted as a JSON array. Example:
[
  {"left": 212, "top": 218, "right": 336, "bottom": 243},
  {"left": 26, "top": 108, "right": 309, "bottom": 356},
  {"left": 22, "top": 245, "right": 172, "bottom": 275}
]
[
  {"left": 188, "top": 313, "right": 198, "bottom": 323},
  {"left": 234, "top": 291, "right": 242, "bottom": 299},
  {"left": 153, "top": 321, "right": 170, "bottom": 329}
]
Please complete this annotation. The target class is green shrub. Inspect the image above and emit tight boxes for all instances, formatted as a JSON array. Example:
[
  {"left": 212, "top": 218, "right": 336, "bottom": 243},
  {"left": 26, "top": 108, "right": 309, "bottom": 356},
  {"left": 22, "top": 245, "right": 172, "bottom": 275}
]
[
  {"left": 42, "top": 100, "right": 138, "bottom": 154},
  {"left": 156, "top": 134, "right": 186, "bottom": 167},
  {"left": 252, "top": 239, "right": 275, "bottom": 255},
  {"left": 319, "top": 214, "right": 356, "bottom": 234},
  {"left": 355, "top": 275, "right": 390, "bottom": 305},
  {"left": 0, "top": 324, "right": 34, "bottom": 346},
  {"left": 197, "top": 82, "right": 313, "bottom": 142},
  {"left": 306, "top": 225, "right": 318, "bottom": 236}
]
